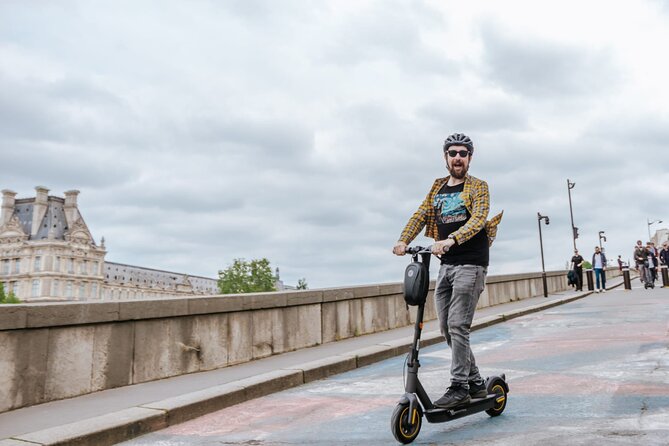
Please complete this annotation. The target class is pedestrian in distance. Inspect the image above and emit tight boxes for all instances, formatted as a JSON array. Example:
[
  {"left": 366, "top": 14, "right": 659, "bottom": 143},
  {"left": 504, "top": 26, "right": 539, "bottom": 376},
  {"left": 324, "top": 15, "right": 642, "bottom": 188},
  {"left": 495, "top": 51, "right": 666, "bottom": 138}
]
[
  {"left": 570, "top": 249, "right": 584, "bottom": 291},
  {"left": 393, "top": 132, "right": 503, "bottom": 409},
  {"left": 634, "top": 240, "right": 648, "bottom": 284},
  {"left": 646, "top": 241, "right": 658, "bottom": 283},
  {"left": 659, "top": 242, "right": 669, "bottom": 266},
  {"left": 592, "top": 246, "right": 607, "bottom": 292}
]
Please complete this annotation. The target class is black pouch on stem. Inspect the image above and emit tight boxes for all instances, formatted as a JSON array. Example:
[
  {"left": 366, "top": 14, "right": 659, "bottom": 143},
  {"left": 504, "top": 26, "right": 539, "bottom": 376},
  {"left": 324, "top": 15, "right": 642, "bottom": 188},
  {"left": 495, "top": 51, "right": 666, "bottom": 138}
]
[{"left": 403, "top": 261, "right": 429, "bottom": 306}]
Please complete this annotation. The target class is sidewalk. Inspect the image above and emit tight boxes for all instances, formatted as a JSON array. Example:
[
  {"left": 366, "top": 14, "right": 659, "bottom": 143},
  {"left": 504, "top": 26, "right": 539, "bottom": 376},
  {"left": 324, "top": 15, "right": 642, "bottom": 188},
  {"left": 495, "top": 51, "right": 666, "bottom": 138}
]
[{"left": 0, "top": 277, "right": 627, "bottom": 446}]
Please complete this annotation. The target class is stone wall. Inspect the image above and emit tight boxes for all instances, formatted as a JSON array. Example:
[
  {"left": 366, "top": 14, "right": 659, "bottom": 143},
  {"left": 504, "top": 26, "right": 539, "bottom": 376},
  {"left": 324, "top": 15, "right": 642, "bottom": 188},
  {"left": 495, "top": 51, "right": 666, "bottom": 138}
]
[{"left": 0, "top": 268, "right": 620, "bottom": 413}]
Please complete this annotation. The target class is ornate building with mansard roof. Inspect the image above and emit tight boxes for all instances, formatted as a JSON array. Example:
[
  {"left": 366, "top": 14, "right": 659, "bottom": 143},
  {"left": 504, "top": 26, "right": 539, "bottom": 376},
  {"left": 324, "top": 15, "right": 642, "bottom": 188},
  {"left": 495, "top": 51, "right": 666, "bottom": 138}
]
[{"left": 0, "top": 187, "right": 218, "bottom": 301}]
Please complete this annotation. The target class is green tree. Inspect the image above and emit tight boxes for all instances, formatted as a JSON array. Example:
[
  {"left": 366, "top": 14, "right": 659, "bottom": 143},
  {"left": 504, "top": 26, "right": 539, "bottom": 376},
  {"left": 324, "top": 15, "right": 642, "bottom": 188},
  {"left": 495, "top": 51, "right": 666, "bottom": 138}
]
[
  {"left": 296, "top": 278, "right": 308, "bottom": 290},
  {"left": 218, "top": 258, "right": 276, "bottom": 294},
  {"left": 0, "top": 282, "right": 20, "bottom": 304}
]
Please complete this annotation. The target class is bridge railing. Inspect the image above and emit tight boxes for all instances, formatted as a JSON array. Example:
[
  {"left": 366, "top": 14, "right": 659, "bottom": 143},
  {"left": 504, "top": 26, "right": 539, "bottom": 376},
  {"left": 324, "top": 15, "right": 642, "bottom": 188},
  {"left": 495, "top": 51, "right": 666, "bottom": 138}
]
[{"left": 0, "top": 268, "right": 620, "bottom": 413}]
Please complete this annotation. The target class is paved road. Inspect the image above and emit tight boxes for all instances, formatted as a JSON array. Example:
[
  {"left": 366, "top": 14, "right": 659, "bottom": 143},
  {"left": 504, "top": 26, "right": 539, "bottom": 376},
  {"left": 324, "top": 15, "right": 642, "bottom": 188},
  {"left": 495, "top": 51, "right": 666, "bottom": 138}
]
[{"left": 120, "top": 286, "right": 669, "bottom": 445}]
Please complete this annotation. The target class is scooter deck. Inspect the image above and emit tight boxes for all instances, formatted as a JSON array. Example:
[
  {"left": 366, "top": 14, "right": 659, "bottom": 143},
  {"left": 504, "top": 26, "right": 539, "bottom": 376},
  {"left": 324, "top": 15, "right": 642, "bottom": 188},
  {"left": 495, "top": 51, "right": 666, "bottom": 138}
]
[{"left": 424, "top": 393, "right": 498, "bottom": 423}]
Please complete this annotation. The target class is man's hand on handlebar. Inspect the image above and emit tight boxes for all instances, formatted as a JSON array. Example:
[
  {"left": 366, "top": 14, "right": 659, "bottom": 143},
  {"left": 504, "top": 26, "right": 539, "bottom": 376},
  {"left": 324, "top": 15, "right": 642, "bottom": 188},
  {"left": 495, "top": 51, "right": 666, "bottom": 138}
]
[
  {"left": 393, "top": 241, "right": 407, "bottom": 256},
  {"left": 432, "top": 238, "right": 455, "bottom": 255}
]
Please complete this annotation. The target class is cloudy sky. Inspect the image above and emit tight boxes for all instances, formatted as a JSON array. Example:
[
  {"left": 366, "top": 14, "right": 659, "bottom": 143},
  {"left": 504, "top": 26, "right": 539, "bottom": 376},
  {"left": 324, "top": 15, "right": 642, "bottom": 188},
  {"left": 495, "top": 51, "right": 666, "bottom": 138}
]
[{"left": 2, "top": 0, "right": 669, "bottom": 289}]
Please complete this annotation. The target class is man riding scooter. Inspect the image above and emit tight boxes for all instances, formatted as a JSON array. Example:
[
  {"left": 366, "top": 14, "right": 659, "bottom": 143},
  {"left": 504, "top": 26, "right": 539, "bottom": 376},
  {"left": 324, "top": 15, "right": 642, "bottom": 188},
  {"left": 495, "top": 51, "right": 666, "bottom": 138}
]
[{"left": 393, "top": 133, "right": 502, "bottom": 408}]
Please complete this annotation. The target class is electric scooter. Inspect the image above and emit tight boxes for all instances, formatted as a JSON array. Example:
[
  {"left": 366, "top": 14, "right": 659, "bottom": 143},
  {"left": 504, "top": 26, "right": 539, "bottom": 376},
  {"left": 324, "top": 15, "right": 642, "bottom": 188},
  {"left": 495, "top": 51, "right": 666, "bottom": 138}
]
[{"left": 391, "top": 246, "right": 509, "bottom": 444}]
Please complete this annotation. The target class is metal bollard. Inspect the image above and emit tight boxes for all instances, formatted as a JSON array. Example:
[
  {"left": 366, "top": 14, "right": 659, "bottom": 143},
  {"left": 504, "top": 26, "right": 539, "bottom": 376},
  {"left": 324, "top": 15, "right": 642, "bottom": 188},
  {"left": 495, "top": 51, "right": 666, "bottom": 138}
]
[
  {"left": 585, "top": 269, "right": 594, "bottom": 291},
  {"left": 622, "top": 267, "right": 632, "bottom": 290},
  {"left": 662, "top": 265, "right": 669, "bottom": 288}
]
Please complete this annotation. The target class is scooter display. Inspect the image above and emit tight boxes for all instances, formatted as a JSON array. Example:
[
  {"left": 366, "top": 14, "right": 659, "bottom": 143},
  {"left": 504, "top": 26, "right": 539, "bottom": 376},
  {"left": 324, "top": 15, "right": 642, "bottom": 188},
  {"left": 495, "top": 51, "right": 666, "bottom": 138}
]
[{"left": 391, "top": 246, "right": 509, "bottom": 444}]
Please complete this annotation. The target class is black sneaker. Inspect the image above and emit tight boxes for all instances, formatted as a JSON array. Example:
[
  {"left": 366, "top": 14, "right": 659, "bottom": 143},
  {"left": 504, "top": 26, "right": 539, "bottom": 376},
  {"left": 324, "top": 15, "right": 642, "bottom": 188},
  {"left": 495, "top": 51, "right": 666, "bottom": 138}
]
[
  {"left": 434, "top": 384, "right": 471, "bottom": 409},
  {"left": 468, "top": 380, "right": 487, "bottom": 399}
]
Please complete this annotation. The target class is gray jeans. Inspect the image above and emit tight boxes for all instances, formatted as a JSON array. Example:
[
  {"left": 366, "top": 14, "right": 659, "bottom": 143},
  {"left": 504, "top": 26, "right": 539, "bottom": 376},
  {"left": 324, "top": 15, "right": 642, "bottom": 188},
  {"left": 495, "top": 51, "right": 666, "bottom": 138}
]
[{"left": 435, "top": 264, "right": 487, "bottom": 388}]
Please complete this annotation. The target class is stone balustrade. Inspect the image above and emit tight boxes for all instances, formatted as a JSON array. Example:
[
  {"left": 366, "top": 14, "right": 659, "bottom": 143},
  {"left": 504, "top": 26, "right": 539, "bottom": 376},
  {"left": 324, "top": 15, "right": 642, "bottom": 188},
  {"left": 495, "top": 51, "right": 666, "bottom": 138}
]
[{"left": 0, "top": 268, "right": 620, "bottom": 413}]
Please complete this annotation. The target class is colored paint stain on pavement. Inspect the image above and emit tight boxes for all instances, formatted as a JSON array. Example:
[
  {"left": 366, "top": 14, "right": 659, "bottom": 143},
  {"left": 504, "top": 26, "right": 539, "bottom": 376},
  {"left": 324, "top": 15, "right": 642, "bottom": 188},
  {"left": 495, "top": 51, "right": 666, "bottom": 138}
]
[{"left": 119, "top": 288, "right": 669, "bottom": 445}]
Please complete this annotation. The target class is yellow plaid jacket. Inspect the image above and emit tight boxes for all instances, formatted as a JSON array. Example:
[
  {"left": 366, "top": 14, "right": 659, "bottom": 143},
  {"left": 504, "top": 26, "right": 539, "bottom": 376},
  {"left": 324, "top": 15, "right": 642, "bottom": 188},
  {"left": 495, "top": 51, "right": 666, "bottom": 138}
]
[{"left": 398, "top": 174, "right": 503, "bottom": 245}]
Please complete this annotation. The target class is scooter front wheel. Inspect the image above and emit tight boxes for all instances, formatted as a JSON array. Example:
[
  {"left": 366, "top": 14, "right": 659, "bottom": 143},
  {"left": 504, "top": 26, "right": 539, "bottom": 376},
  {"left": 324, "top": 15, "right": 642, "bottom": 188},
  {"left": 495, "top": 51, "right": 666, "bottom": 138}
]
[{"left": 390, "top": 402, "right": 422, "bottom": 444}]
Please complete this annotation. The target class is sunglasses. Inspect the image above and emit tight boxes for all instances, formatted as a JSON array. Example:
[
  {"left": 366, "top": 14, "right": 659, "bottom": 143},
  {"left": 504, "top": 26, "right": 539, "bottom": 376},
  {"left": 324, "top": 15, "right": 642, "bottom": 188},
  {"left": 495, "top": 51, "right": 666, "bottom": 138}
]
[{"left": 447, "top": 149, "right": 470, "bottom": 158}]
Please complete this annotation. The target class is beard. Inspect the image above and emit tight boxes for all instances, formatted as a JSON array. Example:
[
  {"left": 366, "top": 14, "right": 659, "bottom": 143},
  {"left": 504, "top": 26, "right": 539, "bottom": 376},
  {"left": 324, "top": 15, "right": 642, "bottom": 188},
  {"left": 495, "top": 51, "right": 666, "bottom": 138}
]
[{"left": 448, "top": 160, "right": 469, "bottom": 179}]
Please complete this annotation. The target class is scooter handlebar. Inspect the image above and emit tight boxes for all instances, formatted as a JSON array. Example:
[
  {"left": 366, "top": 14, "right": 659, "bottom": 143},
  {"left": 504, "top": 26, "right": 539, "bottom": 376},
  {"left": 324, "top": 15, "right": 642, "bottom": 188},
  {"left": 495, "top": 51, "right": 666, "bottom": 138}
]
[{"left": 405, "top": 245, "right": 433, "bottom": 255}]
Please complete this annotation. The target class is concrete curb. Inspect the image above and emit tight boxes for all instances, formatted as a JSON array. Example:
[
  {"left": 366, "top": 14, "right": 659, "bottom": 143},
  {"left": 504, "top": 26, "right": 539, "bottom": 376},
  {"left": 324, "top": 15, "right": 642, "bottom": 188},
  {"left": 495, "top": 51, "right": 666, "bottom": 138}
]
[
  {"left": 6, "top": 282, "right": 623, "bottom": 446},
  {"left": 5, "top": 407, "right": 166, "bottom": 446},
  {"left": 284, "top": 355, "right": 358, "bottom": 384},
  {"left": 140, "top": 382, "right": 246, "bottom": 427}
]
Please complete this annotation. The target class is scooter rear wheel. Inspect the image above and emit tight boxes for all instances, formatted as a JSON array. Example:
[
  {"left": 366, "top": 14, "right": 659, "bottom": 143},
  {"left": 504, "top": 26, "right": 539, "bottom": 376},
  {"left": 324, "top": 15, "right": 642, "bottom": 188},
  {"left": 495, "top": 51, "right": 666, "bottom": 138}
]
[
  {"left": 391, "top": 402, "right": 422, "bottom": 444},
  {"left": 485, "top": 378, "right": 508, "bottom": 417}
]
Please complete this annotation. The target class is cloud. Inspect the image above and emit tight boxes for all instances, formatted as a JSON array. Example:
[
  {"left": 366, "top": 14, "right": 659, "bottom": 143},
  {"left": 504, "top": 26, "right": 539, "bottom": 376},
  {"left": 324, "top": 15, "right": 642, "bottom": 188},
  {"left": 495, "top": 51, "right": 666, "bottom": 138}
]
[
  {"left": 585, "top": 114, "right": 669, "bottom": 159},
  {"left": 1, "top": 142, "right": 140, "bottom": 191},
  {"left": 417, "top": 96, "right": 528, "bottom": 133},
  {"left": 317, "top": 1, "right": 456, "bottom": 77},
  {"left": 479, "top": 25, "right": 623, "bottom": 99}
]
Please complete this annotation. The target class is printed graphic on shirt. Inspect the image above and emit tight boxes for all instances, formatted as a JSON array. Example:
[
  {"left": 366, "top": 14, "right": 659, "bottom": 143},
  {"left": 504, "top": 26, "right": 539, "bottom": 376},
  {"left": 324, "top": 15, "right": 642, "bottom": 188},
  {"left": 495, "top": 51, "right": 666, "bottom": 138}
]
[{"left": 434, "top": 192, "right": 467, "bottom": 224}]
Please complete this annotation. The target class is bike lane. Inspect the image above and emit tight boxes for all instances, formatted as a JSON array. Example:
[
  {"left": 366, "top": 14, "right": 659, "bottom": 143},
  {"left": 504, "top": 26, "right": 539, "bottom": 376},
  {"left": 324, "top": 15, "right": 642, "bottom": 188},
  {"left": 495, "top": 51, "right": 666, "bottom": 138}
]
[{"left": 120, "top": 287, "right": 669, "bottom": 445}]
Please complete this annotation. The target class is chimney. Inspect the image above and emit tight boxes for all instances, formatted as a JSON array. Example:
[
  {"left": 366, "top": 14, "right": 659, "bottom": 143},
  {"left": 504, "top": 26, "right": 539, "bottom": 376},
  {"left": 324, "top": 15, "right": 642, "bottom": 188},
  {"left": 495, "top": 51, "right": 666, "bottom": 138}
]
[
  {"left": 1, "top": 189, "right": 17, "bottom": 226},
  {"left": 35, "top": 186, "right": 49, "bottom": 203},
  {"left": 63, "top": 190, "right": 80, "bottom": 226},
  {"left": 31, "top": 186, "right": 50, "bottom": 237}
]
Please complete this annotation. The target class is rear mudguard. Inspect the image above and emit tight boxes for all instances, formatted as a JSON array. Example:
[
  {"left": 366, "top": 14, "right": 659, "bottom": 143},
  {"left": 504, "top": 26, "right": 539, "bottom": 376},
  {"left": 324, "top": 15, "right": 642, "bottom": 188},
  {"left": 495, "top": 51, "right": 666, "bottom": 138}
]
[{"left": 486, "top": 374, "right": 510, "bottom": 393}]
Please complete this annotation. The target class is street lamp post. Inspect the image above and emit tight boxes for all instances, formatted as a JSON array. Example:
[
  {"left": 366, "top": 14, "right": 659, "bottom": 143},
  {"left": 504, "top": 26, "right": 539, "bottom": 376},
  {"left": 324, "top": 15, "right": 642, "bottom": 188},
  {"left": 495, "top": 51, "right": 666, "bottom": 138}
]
[
  {"left": 567, "top": 179, "right": 577, "bottom": 251},
  {"left": 647, "top": 218, "right": 663, "bottom": 242},
  {"left": 537, "top": 212, "right": 550, "bottom": 298},
  {"left": 598, "top": 231, "right": 606, "bottom": 251}
]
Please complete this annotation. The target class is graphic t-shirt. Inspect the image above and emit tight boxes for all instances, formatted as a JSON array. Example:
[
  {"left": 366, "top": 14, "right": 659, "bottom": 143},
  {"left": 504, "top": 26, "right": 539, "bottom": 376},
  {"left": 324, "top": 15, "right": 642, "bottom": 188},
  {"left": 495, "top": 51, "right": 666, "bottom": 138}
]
[
  {"left": 434, "top": 182, "right": 489, "bottom": 266},
  {"left": 571, "top": 255, "right": 584, "bottom": 270}
]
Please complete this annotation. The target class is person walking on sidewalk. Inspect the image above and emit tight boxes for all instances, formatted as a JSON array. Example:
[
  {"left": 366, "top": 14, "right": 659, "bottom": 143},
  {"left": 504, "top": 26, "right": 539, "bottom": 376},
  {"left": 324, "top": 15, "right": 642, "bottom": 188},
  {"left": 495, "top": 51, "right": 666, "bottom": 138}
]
[
  {"left": 392, "top": 132, "right": 503, "bottom": 409},
  {"left": 571, "top": 249, "right": 584, "bottom": 291},
  {"left": 634, "top": 240, "right": 648, "bottom": 284},
  {"left": 646, "top": 241, "right": 658, "bottom": 283},
  {"left": 660, "top": 242, "right": 669, "bottom": 267},
  {"left": 592, "top": 246, "right": 607, "bottom": 292}
]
